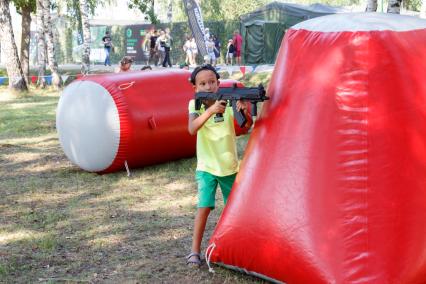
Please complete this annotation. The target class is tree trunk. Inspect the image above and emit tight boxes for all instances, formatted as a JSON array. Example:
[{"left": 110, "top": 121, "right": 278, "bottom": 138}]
[
  {"left": 365, "top": 0, "right": 378, "bottom": 12},
  {"left": 387, "top": 0, "right": 402, "bottom": 13},
  {"left": 20, "top": 4, "right": 32, "bottom": 84},
  {"left": 0, "top": 0, "right": 28, "bottom": 91},
  {"left": 420, "top": 0, "right": 426, "bottom": 18},
  {"left": 79, "top": 0, "right": 91, "bottom": 74},
  {"left": 36, "top": 0, "right": 47, "bottom": 88},
  {"left": 43, "top": 0, "right": 62, "bottom": 88}
]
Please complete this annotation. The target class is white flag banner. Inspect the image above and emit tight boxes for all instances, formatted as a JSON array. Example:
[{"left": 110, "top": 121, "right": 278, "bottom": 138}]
[
  {"left": 227, "top": 66, "right": 234, "bottom": 77},
  {"left": 61, "top": 75, "right": 70, "bottom": 83}
]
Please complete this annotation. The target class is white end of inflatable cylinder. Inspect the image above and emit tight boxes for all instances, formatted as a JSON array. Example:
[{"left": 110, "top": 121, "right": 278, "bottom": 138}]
[{"left": 56, "top": 81, "right": 120, "bottom": 172}]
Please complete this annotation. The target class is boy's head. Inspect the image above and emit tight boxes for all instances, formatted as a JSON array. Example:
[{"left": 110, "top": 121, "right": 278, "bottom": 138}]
[
  {"left": 190, "top": 64, "right": 220, "bottom": 93},
  {"left": 120, "top": 56, "right": 133, "bottom": 72},
  {"left": 120, "top": 56, "right": 133, "bottom": 64}
]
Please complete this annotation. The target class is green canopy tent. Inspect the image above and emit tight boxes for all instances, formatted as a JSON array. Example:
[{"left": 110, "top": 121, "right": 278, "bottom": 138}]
[{"left": 240, "top": 2, "right": 346, "bottom": 64}]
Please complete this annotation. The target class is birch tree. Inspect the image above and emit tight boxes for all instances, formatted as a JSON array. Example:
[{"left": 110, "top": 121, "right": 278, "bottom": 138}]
[
  {"left": 387, "top": 0, "right": 402, "bottom": 13},
  {"left": 36, "top": 0, "right": 46, "bottom": 87},
  {"left": 79, "top": 0, "right": 91, "bottom": 74},
  {"left": 420, "top": 0, "right": 426, "bottom": 18},
  {"left": 13, "top": 0, "right": 35, "bottom": 84},
  {"left": 0, "top": 0, "right": 28, "bottom": 91},
  {"left": 43, "top": 0, "right": 62, "bottom": 88},
  {"left": 128, "top": 0, "right": 158, "bottom": 23}
]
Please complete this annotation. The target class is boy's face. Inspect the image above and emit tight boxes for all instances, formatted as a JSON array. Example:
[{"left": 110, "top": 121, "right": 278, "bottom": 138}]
[
  {"left": 193, "top": 70, "right": 219, "bottom": 106},
  {"left": 121, "top": 62, "right": 131, "bottom": 72}
]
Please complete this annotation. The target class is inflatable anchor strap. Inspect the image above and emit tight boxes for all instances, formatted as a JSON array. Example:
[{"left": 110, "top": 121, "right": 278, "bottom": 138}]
[
  {"left": 148, "top": 116, "right": 157, "bottom": 130},
  {"left": 205, "top": 243, "right": 216, "bottom": 273},
  {"left": 118, "top": 81, "right": 135, "bottom": 90}
]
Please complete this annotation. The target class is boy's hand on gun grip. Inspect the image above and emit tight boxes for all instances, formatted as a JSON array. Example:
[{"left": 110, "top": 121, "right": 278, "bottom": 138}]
[
  {"left": 236, "top": 100, "right": 248, "bottom": 112},
  {"left": 208, "top": 100, "right": 227, "bottom": 115}
]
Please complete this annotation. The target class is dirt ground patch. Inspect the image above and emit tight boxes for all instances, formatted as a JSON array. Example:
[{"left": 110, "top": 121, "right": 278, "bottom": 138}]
[{"left": 0, "top": 86, "right": 268, "bottom": 284}]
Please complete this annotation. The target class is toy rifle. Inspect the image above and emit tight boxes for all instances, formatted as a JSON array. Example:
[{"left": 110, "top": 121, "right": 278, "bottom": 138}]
[{"left": 194, "top": 84, "right": 269, "bottom": 128}]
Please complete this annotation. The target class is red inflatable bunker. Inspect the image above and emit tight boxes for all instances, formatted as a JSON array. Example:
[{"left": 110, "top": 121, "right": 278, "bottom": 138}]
[
  {"left": 208, "top": 13, "right": 426, "bottom": 283},
  {"left": 56, "top": 69, "right": 248, "bottom": 173}
]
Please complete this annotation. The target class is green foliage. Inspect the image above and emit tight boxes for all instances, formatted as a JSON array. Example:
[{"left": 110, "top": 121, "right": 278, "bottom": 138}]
[
  {"left": 110, "top": 26, "right": 126, "bottom": 63},
  {"left": 203, "top": 0, "right": 268, "bottom": 21},
  {"left": 404, "top": 0, "right": 422, "bottom": 11},
  {"left": 128, "top": 0, "right": 159, "bottom": 24},
  {"left": 199, "top": 0, "right": 224, "bottom": 21},
  {"left": 170, "top": 0, "right": 187, "bottom": 22},
  {"left": 11, "top": 0, "right": 36, "bottom": 13},
  {"left": 0, "top": 263, "right": 7, "bottom": 277},
  {"left": 63, "top": 0, "right": 113, "bottom": 32},
  {"left": 63, "top": 27, "right": 74, "bottom": 63},
  {"left": 161, "top": 0, "right": 268, "bottom": 22}
]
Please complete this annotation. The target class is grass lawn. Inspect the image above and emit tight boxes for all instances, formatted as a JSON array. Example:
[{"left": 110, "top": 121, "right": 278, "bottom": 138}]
[{"left": 0, "top": 72, "right": 271, "bottom": 284}]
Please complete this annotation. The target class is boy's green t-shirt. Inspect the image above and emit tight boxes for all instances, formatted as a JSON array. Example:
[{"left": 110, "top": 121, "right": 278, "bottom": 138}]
[{"left": 188, "top": 99, "right": 239, "bottom": 176}]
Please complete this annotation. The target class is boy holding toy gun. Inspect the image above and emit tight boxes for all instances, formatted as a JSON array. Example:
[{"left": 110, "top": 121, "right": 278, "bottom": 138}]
[{"left": 186, "top": 64, "right": 268, "bottom": 267}]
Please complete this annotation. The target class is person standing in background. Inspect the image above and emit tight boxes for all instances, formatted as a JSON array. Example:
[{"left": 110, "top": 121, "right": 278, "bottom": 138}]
[
  {"left": 142, "top": 33, "right": 151, "bottom": 66},
  {"left": 183, "top": 35, "right": 193, "bottom": 66},
  {"left": 205, "top": 36, "right": 217, "bottom": 66},
  {"left": 213, "top": 35, "right": 221, "bottom": 65},
  {"left": 149, "top": 30, "right": 159, "bottom": 66},
  {"left": 233, "top": 30, "right": 243, "bottom": 65},
  {"left": 226, "top": 39, "right": 235, "bottom": 65},
  {"left": 102, "top": 31, "right": 113, "bottom": 66},
  {"left": 156, "top": 30, "right": 166, "bottom": 67},
  {"left": 190, "top": 37, "right": 198, "bottom": 67},
  {"left": 163, "top": 28, "right": 173, "bottom": 67},
  {"left": 204, "top": 28, "right": 211, "bottom": 42}
]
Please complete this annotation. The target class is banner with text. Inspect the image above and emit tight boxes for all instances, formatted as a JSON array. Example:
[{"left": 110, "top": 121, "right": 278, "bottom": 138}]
[
  {"left": 125, "top": 24, "right": 154, "bottom": 63},
  {"left": 183, "top": 0, "right": 207, "bottom": 57}
]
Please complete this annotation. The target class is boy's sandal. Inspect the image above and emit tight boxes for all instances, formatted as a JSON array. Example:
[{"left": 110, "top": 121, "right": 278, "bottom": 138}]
[{"left": 186, "top": 252, "right": 202, "bottom": 267}]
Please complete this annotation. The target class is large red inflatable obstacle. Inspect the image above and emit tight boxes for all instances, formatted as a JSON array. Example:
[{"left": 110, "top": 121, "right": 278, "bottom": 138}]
[
  {"left": 56, "top": 69, "right": 248, "bottom": 173},
  {"left": 207, "top": 13, "right": 426, "bottom": 283}
]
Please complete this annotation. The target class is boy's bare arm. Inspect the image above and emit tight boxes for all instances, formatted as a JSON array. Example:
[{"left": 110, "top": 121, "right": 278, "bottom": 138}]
[{"left": 188, "top": 100, "right": 226, "bottom": 135}]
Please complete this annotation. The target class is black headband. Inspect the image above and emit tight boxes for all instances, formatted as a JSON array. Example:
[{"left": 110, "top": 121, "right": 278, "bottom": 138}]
[{"left": 189, "top": 64, "right": 220, "bottom": 85}]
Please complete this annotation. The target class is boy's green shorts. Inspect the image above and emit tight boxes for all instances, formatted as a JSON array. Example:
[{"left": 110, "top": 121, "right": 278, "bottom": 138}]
[{"left": 195, "top": 171, "right": 237, "bottom": 209}]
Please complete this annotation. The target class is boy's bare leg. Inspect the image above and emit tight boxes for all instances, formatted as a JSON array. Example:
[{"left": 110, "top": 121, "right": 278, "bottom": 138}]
[{"left": 190, "top": 207, "right": 211, "bottom": 258}]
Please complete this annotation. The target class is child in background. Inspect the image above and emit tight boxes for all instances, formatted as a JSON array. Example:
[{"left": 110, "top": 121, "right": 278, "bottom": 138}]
[
  {"left": 186, "top": 64, "right": 252, "bottom": 267},
  {"left": 226, "top": 39, "right": 235, "bottom": 65},
  {"left": 183, "top": 36, "right": 193, "bottom": 66},
  {"left": 115, "top": 56, "right": 133, "bottom": 73},
  {"left": 205, "top": 37, "right": 217, "bottom": 66},
  {"left": 190, "top": 37, "right": 198, "bottom": 67},
  {"left": 213, "top": 35, "right": 221, "bottom": 65}
]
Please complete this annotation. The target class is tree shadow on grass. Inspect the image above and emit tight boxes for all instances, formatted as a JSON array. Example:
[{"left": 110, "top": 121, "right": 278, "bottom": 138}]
[
  {"left": 1, "top": 190, "right": 266, "bottom": 283},
  {"left": 0, "top": 144, "right": 266, "bottom": 283}
]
